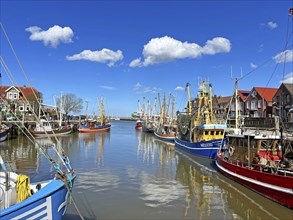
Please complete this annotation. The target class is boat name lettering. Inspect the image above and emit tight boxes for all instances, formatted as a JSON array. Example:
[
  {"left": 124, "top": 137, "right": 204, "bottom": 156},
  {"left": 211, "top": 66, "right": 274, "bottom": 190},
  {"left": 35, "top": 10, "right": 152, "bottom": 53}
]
[{"left": 200, "top": 143, "right": 213, "bottom": 147}]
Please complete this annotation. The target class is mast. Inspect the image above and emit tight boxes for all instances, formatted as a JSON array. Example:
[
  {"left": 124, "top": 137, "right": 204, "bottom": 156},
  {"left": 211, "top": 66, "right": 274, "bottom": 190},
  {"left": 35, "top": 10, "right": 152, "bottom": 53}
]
[
  {"left": 85, "top": 100, "right": 89, "bottom": 120},
  {"left": 99, "top": 97, "right": 105, "bottom": 125},
  {"left": 235, "top": 79, "right": 239, "bottom": 129},
  {"left": 59, "top": 92, "right": 63, "bottom": 127},
  {"left": 171, "top": 94, "right": 175, "bottom": 126},
  {"left": 186, "top": 83, "right": 191, "bottom": 115},
  {"left": 231, "top": 67, "right": 242, "bottom": 134},
  {"left": 137, "top": 99, "right": 141, "bottom": 118},
  {"left": 162, "top": 93, "right": 166, "bottom": 124}
]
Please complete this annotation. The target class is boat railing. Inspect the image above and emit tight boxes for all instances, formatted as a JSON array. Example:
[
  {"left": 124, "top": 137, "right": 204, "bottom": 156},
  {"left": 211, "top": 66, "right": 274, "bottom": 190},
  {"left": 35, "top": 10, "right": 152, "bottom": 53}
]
[
  {"left": 0, "top": 183, "right": 5, "bottom": 210},
  {"left": 225, "top": 156, "right": 292, "bottom": 176},
  {"left": 0, "top": 171, "right": 10, "bottom": 209}
]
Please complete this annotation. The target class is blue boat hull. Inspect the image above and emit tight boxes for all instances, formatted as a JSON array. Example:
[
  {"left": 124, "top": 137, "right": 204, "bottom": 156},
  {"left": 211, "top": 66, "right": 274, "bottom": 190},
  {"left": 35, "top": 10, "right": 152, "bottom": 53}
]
[
  {"left": 174, "top": 138, "right": 227, "bottom": 159},
  {"left": 0, "top": 129, "right": 8, "bottom": 142},
  {"left": 154, "top": 132, "right": 175, "bottom": 143},
  {"left": 1, "top": 174, "right": 76, "bottom": 220}
]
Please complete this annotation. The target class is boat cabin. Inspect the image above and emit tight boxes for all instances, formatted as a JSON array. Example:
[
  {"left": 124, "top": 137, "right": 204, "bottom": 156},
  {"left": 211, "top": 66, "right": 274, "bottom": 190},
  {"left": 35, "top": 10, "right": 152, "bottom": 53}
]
[
  {"left": 226, "top": 133, "right": 292, "bottom": 174},
  {"left": 193, "top": 124, "right": 226, "bottom": 142}
]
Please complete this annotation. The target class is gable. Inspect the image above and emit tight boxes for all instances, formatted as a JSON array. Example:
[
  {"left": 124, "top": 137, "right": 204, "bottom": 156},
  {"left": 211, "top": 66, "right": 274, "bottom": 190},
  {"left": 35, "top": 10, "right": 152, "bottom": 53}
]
[
  {"left": 4, "top": 86, "right": 20, "bottom": 93},
  {"left": 0, "top": 85, "right": 40, "bottom": 100},
  {"left": 252, "top": 87, "right": 278, "bottom": 102}
]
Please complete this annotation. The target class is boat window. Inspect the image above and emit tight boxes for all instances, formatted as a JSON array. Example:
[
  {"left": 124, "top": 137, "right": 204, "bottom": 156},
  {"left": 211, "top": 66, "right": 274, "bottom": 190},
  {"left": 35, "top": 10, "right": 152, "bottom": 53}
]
[
  {"left": 239, "top": 138, "right": 243, "bottom": 147},
  {"left": 229, "top": 137, "right": 237, "bottom": 147},
  {"left": 260, "top": 140, "right": 268, "bottom": 150},
  {"left": 243, "top": 138, "right": 248, "bottom": 148},
  {"left": 210, "top": 131, "right": 214, "bottom": 135},
  {"left": 250, "top": 139, "right": 257, "bottom": 149},
  {"left": 215, "top": 131, "right": 219, "bottom": 135},
  {"left": 205, "top": 131, "right": 209, "bottom": 135}
]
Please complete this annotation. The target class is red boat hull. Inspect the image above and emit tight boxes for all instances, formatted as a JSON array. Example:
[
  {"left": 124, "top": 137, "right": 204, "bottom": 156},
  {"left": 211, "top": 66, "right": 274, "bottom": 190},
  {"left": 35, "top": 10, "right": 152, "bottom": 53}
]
[
  {"left": 216, "top": 152, "right": 293, "bottom": 209},
  {"left": 78, "top": 127, "right": 110, "bottom": 133},
  {"left": 135, "top": 125, "right": 142, "bottom": 130}
]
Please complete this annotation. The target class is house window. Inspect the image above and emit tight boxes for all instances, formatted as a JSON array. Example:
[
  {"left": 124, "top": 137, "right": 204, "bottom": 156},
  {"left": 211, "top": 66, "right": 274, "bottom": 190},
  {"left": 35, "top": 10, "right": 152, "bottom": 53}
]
[
  {"left": 276, "top": 96, "right": 280, "bottom": 105},
  {"left": 8, "top": 93, "right": 13, "bottom": 99},
  {"left": 230, "top": 102, "right": 235, "bottom": 111},
  {"left": 258, "top": 100, "right": 262, "bottom": 108},
  {"left": 251, "top": 99, "right": 256, "bottom": 110},
  {"left": 286, "top": 94, "right": 290, "bottom": 104},
  {"left": 26, "top": 105, "right": 30, "bottom": 111},
  {"left": 247, "top": 101, "right": 250, "bottom": 109},
  {"left": 13, "top": 93, "right": 17, "bottom": 99},
  {"left": 19, "top": 105, "right": 24, "bottom": 112},
  {"left": 254, "top": 111, "right": 259, "bottom": 117}
]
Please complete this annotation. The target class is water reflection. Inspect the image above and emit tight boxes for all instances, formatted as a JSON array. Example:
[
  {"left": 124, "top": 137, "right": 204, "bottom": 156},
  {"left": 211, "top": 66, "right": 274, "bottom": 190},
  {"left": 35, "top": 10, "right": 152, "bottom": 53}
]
[
  {"left": 139, "top": 171, "right": 186, "bottom": 208},
  {"left": 78, "top": 132, "right": 110, "bottom": 166},
  {"left": 175, "top": 150, "right": 291, "bottom": 220},
  {"left": 1, "top": 121, "right": 292, "bottom": 219},
  {"left": 137, "top": 132, "right": 175, "bottom": 167},
  {"left": 175, "top": 152, "right": 230, "bottom": 219},
  {"left": 77, "top": 169, "right": 120, "bottom": 193},
  {"left": 0, "top": 135, "right": 40, "bottom": 178}
]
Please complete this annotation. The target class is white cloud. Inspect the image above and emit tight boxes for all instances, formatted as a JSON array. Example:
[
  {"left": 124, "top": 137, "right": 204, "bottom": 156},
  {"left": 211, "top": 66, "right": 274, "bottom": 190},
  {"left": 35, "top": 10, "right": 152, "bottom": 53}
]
[
  {"left": 273, "top": 49, "right": 293, "bottom": 63},
  {"left": 25, "top": 25, "right": 74, "bottom": 48},
  {"left": 202, "top": 37, "right": 231, "bottom": 55},
  {"left": 129, "top": 36, "right": 231, "bottom": 67},
  {"left": 281, "top": 72, "right": 293, "bottom": 84},
  {"left": 133, "top": 82, "right": 161, "bottom": 94},
  {"left": 100, "top": 85, "right": 116, "bottom": 90},
  {"left": 129, "top": 58, "right": 142, "bottom": 68},
  {"left": 250, "top": 63, "right": 257, "bottom": 69},
  {"left": 175, "top": 86, "right": 185, "bottom": 91},
  {"left": 267, "top": 21, "right": 278, "bottom": 29},
  {"left": 66, "top": 48, "right": 123, "bottom": 67},
  {"left": 133, "top": 82, "right": 142, "bottom": 91},
  {"left": 258, "top": 44, "right": 264, "bottom": 52}
]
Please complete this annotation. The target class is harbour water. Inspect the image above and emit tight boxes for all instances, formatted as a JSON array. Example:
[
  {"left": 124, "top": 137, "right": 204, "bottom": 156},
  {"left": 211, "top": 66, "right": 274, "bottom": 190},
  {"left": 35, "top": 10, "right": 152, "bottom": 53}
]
[{"left": 0, "top": 120, "right": 292, "bottom": 220}]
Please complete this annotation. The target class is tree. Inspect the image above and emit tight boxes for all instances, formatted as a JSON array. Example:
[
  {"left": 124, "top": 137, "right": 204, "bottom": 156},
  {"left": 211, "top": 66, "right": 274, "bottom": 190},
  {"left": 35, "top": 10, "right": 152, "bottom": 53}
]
[{"left": 56, "top": 93, "right": 83, "bottom": 120}]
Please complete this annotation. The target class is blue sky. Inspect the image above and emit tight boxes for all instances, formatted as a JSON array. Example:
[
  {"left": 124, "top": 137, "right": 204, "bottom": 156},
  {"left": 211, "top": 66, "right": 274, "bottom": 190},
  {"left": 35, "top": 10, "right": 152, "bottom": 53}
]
[{"left": 1, "top": 0, "right": 292, "bottom": 117}]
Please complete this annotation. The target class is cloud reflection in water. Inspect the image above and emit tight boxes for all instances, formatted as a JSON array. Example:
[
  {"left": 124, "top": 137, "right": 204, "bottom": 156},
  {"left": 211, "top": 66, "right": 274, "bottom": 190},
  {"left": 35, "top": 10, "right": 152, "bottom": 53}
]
[
  {"left": 76, "top": 170, "right": 120, "bottom": 192},
  {"left": 139, "top": 171, "right": 186, "bottom": 208}
]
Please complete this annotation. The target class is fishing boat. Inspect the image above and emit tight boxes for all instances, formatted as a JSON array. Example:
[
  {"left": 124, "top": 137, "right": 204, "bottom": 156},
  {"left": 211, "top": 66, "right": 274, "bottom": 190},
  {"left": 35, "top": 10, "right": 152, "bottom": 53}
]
[
  {"left": 78, "top": 119, "right": 111, "bottom": 133},
  {"left": 78, "top": 97, "right": 111, "bottom": 133},
  {"left": 0, "top": 23, "right": 78, "bottom": 219},
  {"left": 154, "top": 93, "right": 176, "bottom": 142},
  {"left": 0, "top": 159, "right": 76, "bottom": 219},
  {"left": 29, "top": 119, "right": 73, "bottom": 137},
  {"left": 216, "top": 78, "right": 293, "bottom": 209},
  {"left": 133, "top": 100, "right": 144, "bottom": 130},
  {"left": 135, "top": 120, "right": 143, "bottom": 130},
  {"left": 175, "top": 82, "right": 227, "bottom": 159},
  {"left": 216, "top": 128, "right": 293, "bottom": 209},
  {"left": 28, "top": 95, "right": 73, "bottom": 137}
]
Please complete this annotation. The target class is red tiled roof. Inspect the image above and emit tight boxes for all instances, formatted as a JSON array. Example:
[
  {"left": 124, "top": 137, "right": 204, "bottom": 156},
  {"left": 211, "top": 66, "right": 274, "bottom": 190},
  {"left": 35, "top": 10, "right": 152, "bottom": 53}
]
[
  {"left": 254, "top": 87, "right": 278, "bottom": 102},
  {"left": 217, "top": 96, "right": 232, "bottom": 104},
  {"left": 238, "top": 90, "right": 250, "bottom": 101},
  {"left": 0, "top": 86, "right": 40, "bottom": 100}
]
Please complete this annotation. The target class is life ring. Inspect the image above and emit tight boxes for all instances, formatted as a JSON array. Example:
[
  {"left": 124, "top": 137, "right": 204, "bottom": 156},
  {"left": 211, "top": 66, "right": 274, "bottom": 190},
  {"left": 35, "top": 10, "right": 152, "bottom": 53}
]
[{"left": 228, "top": 147, "right": 234, "bottom": 156}]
